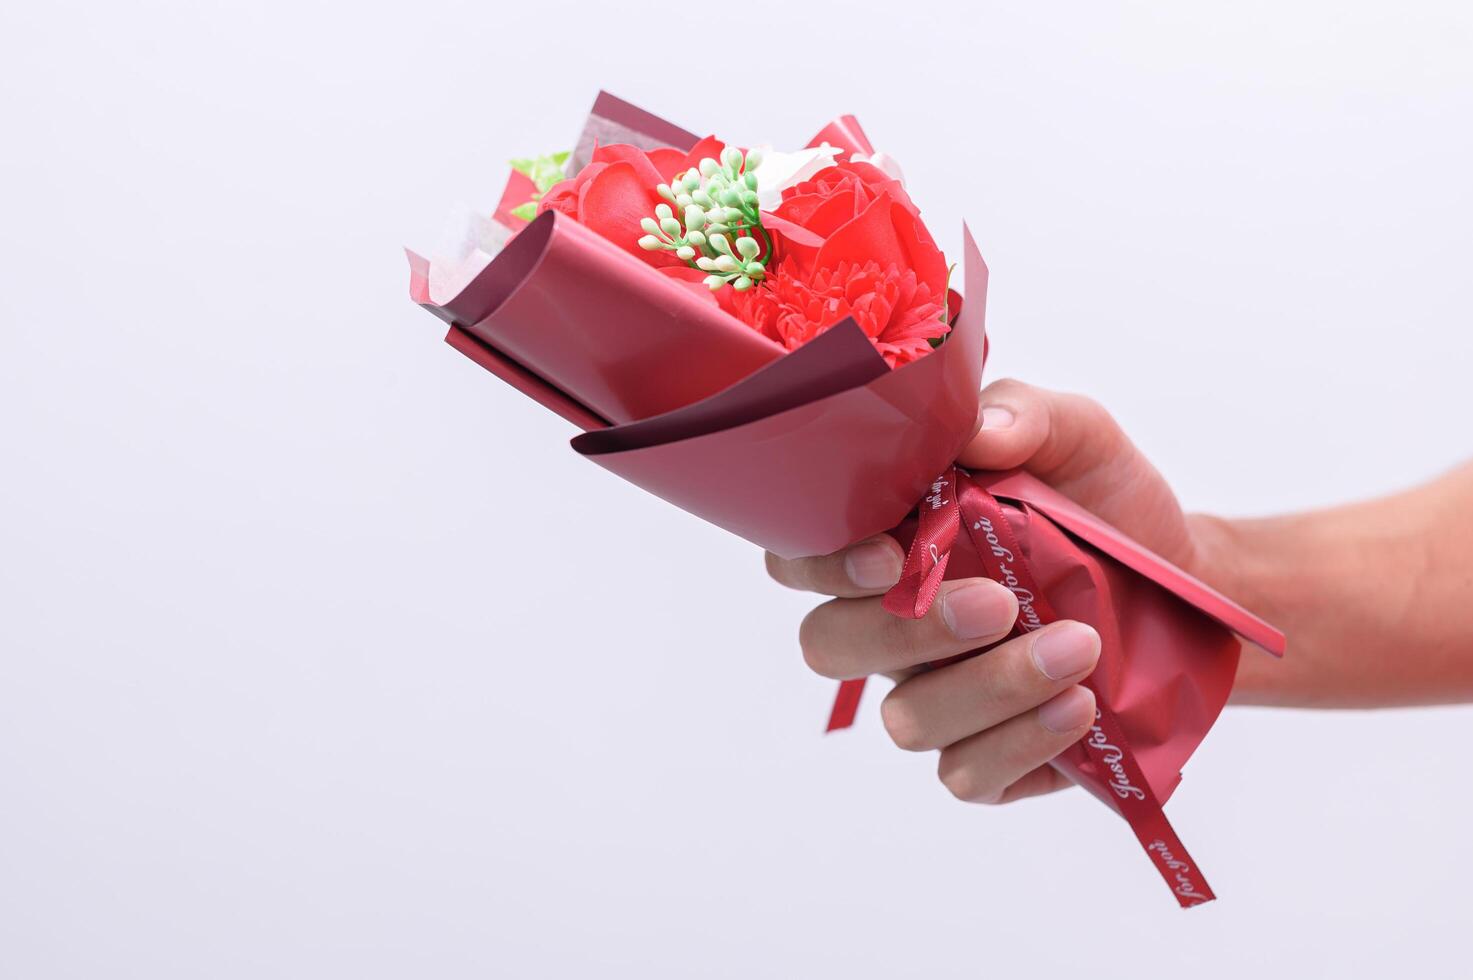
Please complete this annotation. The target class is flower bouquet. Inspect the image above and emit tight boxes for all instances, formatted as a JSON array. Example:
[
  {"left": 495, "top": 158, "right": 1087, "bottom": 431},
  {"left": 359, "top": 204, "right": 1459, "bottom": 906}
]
[{"left": 405, "top": 91, "right": 1284, "bottom": 907}]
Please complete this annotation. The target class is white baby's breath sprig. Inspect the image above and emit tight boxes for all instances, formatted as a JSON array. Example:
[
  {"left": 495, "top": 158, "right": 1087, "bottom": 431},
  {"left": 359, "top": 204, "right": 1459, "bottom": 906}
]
[
  {"left": 637, "top": 146, "right": 772, "bottom": 289},
  {"left": 694, "top": 231, "right": 767, "bottom": 291}
]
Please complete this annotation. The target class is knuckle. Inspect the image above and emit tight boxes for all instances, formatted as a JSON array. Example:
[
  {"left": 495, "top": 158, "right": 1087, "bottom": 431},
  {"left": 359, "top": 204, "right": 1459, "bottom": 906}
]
[
  {"left": 1068, "top": 394, "right": 1125, "bottom": 447},
  {"left": 766, "top": 552, "right": 811, "bottom": 591},
  {"left": 879, "top": 689, "right": 930, "bottom": 752},
  {"left": 937, "top": 751, "right": 1002, "bottom": 805},
  {"left": 1072, "top": 393, "right": 1107, "bottom": 419},
  {"left": 797, "top": 604, "right": 841, "bottom": 678},
  {"left": 937, "top": 758, "right": 973, "bottom": 801},
  {"left": 763, "top": 551, "right": 787, "bottom": 585}
]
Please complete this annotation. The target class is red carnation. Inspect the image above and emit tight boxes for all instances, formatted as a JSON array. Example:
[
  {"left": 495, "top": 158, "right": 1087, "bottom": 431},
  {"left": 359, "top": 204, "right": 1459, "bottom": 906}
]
[
  {"left": 735, "top": 177, "right": 950, "bottom": 366},
  {"left": 734, "top": 259, "right": 947, "bottom": 366}
]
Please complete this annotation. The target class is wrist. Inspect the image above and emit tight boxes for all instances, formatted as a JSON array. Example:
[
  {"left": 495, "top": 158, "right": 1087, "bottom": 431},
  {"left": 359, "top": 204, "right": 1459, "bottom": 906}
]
[
  {"left": 1182, "top": 512, "right": 1253, "bottom": 607},
  {"left": 1184, "top": 512, "right": 1291, "bottom": 704}
]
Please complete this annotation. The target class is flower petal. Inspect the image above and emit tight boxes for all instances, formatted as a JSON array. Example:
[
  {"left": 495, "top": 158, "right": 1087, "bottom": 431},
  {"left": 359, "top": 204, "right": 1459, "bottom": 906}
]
[
  {"left": 679, "top": 135, "right": 726, "bottom": 174},
  {"left": 760, "top": 211, "right": 825, "bottom": 249},
  {"left": 815, "top": 193, "right": 907, "bottom": 273},
  {"left": 647, "top": 147, "right": 688, "bottom": 182},
  {"left": 801, "top": 188, "right": 867, "bottom": 239},
  {"left": 838, "top": 159, "right": 917, "bottom": 214},
  {"left": 578, "top": 161, "right": 676, "bottom": 265},
  {"left": 889, "top": 200, "right": 948, "bottom": 293},
  {"left": 591, "top": 143, "right": 669, "bottom": 196}
]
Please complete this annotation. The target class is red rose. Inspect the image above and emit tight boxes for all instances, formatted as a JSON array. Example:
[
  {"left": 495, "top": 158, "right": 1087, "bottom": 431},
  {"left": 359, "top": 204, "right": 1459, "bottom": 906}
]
[
  {"left": 774, "top": 159, "right": 919, "bottom": 238},
  {"left": 736, "top": 171, "right": 949, "bottom": 366},
  {"left": 538, "top": 136, "right": 725, "bottom": 268}
]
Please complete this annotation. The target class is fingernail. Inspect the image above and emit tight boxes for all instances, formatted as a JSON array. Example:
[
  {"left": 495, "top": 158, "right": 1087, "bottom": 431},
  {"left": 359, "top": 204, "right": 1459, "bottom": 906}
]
[
  {"left": 981, "top": 405, "right": 1015, "bottom": 429},
  {"left": 1038, "top": 686, "right": 1095, "bottom": 734},
  {"left": 1030, "top": 622, "right": 1101, "bottom": 680},
  {"left": 843, "top": 539, "right": 902, "bottom": 589},
  {"left": 940, "top": 581, "right": 1017, "bottom": 640}
]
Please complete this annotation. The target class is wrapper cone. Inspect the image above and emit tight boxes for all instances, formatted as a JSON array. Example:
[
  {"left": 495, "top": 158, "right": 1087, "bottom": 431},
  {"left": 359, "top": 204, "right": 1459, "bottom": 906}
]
[{"left": 406, "top": 92, "right": 1285, "bottom": 906}]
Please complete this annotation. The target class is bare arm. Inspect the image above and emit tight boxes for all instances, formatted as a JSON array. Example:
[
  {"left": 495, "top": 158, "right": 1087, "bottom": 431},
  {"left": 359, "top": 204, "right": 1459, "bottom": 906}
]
[{"left": 1212, "top": 461, "right": 1473, "bottom": 707}]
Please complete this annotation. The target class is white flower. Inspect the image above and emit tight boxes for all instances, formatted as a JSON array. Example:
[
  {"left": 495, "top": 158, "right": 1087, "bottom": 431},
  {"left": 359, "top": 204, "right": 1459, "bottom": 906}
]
[{"left": 747, "top": 142, "right": 843, "bottom": 209}]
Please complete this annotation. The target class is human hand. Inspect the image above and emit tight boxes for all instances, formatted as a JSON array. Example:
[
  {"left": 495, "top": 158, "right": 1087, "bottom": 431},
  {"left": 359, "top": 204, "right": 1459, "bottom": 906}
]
[{"left": 766, "top": 379, "right": 1225, "bottom": 803}]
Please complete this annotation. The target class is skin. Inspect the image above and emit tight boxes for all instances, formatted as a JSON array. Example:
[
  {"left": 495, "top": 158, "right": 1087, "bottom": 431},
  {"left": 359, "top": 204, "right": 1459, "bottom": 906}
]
[{"left": 766, "top": 379, "right": 1473, "bottom": 805}]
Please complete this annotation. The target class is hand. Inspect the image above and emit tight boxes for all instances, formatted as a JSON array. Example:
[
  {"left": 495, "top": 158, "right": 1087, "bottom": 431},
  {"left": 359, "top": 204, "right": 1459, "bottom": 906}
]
[{"left": 766, "top": 379, "right": 1226, "bottom": 804}]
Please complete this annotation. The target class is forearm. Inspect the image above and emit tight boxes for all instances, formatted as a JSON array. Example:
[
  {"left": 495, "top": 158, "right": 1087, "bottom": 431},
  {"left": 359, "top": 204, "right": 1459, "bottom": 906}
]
[{"left": 1195, "top": 462, "right": 1473, "bottom": 708}]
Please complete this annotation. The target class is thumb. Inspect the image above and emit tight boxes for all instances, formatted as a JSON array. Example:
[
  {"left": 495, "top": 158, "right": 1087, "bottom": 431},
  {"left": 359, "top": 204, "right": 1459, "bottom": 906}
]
[
  {"left": 959, "top": 379, "right": 1132, "bottom": 482},
  {"left": 958, "top": 380, "right": 1193, "bottom": 563}
]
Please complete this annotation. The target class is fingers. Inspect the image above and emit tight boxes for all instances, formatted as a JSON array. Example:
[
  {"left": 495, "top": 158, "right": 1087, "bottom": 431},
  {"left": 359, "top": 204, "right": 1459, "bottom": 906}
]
[
  {"left": 936, "top": 685, "right": 1098, "bottom": 805},
  {"left": 981, "top": 763, "right": 1076, "bottom": 804},
  {"left": 959, "top": 379, "right": 1130, "bottom": 484},
  {"left": 878, "top": 621, "right": 1102, "bottom": 751},
  {"left": 765, "top": 534, "right": 904, "bottom": 598},
  {"left": 799, "top": 578, "right": 1019, "bottom": 679}
]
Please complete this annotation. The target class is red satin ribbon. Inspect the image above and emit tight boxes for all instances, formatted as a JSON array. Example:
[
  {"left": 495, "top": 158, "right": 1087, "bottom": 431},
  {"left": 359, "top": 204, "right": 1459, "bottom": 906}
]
[
  {"left": 827, "top": 467, "right": 1215, "bottom": 908},
  {"left": 824, "top": 472, "right": 961, "bottom": 733}
]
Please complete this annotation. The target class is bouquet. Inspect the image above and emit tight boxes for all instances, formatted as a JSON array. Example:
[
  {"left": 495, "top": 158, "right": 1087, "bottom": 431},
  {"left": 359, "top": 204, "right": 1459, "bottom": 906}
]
[{"left": 405, "top": 92, "right": 1285, "bottom": 907}]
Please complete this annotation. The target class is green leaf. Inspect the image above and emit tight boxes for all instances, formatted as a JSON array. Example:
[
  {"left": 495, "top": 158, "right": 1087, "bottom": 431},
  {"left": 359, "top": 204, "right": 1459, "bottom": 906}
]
[
  {"left": 510, "top": 150, "right": 572, "bottom": 194},
  {"left": 509, "top": 201, "right": 538, "bottom": 222}
]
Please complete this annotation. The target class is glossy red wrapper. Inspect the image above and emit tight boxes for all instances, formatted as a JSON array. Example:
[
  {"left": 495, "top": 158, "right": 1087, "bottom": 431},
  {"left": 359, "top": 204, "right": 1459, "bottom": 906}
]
[{"left": 406, "top": 92, "right": 1285, "bottom": 907}]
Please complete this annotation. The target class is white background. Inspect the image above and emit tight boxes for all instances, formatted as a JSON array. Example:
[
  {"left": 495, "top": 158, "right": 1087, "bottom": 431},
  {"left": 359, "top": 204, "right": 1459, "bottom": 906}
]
[{"left": 3, "top": 1, "right": 1471, "bottom": 976}]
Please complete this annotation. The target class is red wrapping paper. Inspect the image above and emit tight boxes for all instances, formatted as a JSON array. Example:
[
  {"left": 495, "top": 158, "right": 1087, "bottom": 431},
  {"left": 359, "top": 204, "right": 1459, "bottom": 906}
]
[
  {"left": 405, "top": 92, "right": 1285, "bottom": 906},
  {"left": 874, "top": 466, "right": 1256, "bottom": 905}
]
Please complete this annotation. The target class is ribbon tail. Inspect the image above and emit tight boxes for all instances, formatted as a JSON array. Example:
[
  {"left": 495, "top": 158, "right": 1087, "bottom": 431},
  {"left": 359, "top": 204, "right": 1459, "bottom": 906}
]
[
  {"left": 1120, "top": 793, "right": 1217, "bottom": 908},
  {"left": 956, "top": 470, "right": 1217, "bottom": 908},
  {"left": 826, "top": 678, "right": 867, "bottom": 732}
]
